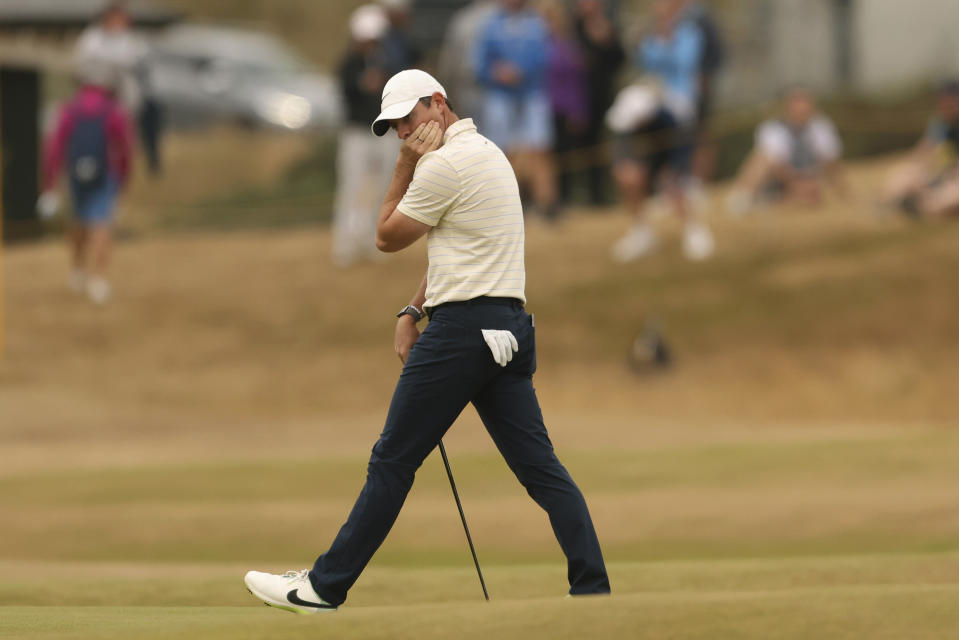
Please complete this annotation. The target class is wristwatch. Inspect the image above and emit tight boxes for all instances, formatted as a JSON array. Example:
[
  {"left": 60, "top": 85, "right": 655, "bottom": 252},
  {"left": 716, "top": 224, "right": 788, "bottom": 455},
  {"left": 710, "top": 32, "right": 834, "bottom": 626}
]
[{"left": 396, "top": 304, "right": 425, "bottom": 323}]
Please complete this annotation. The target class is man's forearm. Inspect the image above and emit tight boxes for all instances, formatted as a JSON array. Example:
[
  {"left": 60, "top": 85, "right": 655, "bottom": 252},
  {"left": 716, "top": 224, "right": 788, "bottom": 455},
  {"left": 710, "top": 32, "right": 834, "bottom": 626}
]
[
  {"left": 410, "top": 272, "right": 427, "bottom": 310},
  {"left": 377, "top": 159, "right": 417, "bottom": 235}
]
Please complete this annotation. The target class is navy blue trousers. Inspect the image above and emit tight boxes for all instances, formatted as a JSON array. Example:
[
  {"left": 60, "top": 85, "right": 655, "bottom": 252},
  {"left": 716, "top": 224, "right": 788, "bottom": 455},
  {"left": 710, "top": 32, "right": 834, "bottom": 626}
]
[{"left": 309, "top": 299, "right": 610, "bottom": 605}]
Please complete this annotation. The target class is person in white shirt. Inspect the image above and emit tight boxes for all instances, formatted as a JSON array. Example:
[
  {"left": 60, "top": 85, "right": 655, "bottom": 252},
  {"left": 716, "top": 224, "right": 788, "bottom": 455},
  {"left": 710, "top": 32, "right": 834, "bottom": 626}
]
[
  {"left": 244, "top": 69, "right": 610, "bottom": 614},
  {"left": 74, "top": 2, "right": 149, "bottom": 113},
  {"left": 725, "top": 86, "right": 847, "bottom": 215}
]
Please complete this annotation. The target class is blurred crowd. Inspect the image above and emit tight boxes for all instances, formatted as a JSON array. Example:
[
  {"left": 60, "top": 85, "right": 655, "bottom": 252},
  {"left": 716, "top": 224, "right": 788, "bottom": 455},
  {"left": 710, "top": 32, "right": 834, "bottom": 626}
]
[
  {"left": 334, "top": 0, "right": 959, "bottom": 269},
  {"left": 39, "top": 0, "right": 959, "bottom": 290}
]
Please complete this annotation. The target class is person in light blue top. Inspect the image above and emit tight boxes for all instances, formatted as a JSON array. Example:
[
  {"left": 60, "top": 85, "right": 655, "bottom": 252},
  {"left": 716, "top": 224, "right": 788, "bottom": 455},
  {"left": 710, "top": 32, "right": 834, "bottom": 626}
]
[
  {"left": 473, "top": 0, "right": 558, "bottom": 219},
  {"left": 474, "top": 0, "right": 548, "bottom": 97},
  {"left": 609, "top": 0, "right": 714, "bottom": 264},
  {"left": 639, "top": 0, "right": 704, "bottom": 124}
]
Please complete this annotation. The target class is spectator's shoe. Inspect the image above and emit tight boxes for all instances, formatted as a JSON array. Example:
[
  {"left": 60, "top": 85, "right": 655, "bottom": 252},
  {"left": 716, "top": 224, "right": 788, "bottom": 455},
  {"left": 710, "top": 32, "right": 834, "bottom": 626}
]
[
  {"left": 85, "top": 277, "right": 111, "bottom": 305},
  {"left": 724, "top": 188, "right": 753, "bottom": 217},
  {"left": 68, "top": 269, "right": 86, "bottom": 294},
  {"left": 244, "top": 569, "right": 337, "bottom": 615},
  {"left": 611, "top": 225, "right": 656, "bottom": 263},
  {"left": 683, "top": 222, "right": 715, "bottom": 261}
]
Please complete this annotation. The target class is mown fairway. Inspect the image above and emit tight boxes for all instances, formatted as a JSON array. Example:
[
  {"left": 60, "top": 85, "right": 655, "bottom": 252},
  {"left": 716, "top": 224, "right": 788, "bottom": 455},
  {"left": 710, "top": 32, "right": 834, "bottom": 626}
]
[{"left": 2, "top": 158, "right": 959, "bottom": 637}]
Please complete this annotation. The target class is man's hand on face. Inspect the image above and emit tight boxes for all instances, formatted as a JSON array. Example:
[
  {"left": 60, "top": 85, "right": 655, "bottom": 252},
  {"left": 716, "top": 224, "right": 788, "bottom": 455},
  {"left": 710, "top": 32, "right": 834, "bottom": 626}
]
[{"left": 398, "top": 121, "right": 443, "bottom": 169}]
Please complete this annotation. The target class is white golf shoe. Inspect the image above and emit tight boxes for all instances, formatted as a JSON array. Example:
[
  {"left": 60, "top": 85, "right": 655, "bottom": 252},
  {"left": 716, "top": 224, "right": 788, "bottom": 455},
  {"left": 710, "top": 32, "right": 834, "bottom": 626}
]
[
  {"left": 244, "top": 569, "right": 337, "bottom": 614},
  {"left": 682, "top": 221, "right": 715, "bottom": 261},
  {"left": 611, "top": 225, "right": 657, "bottom": 263}
]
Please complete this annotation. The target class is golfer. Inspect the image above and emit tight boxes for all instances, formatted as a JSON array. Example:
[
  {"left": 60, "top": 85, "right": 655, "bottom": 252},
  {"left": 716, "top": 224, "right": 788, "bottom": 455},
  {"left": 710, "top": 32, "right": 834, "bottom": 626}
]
[{"left": 245, "top": 69, "right": 610, "bottom": 613}]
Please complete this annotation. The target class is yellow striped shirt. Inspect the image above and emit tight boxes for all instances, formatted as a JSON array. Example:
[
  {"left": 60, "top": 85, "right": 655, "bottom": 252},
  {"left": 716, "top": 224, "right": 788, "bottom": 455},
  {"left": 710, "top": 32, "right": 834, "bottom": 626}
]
[{"left": 397, "top": 118, "right": 526, "bottom": 309}]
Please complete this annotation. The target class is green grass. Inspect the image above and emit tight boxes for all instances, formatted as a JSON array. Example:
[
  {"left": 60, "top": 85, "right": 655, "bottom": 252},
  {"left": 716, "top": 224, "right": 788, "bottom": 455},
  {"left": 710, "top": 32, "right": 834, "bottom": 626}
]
[
  {"left": 3, "top": 558, "right": 959, "bottom": 639},
  {"left": 3, "top": 426, "right": 959, "bottom": 637}
]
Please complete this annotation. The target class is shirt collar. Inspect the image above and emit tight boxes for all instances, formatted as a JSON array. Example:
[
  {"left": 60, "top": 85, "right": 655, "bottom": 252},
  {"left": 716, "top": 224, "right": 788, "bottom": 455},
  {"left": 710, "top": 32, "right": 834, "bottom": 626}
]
[{"left": 443, "top": 118, "right": 475, "bottom": 145}]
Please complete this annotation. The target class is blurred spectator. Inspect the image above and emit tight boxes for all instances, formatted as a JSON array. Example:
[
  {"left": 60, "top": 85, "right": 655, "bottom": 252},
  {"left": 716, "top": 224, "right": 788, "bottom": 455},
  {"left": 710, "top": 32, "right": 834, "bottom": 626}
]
[
  {"left": 725, "top": 86, "right": 846, "bottom": 215},
  {"left": 573, "top": 0, "right": 625, "bottom": 205},
  {"left": 881, "top": 81, "right": 959, "bottom": 220},
  {"left": 609, "top": 0, "right": 713, "bottom": 263},
  {"left": 333, "top": 4, "right": 398, "bottom": 267},
  {"left": 475, "top": 0, "right": 558, "bottom": 220},
  {"left": 437, "top": 0, "right": 498, "bottom": 124},
  {"left": 379, "top": 0, "right": 422, "bottom": 75},
  {"left": 640, "top": 0, "right": 703, "bottom": 125},
  {"left": 541, "top": 0, "right": 590, "bottom": 207},
  {"left": 75, "top": 1, "right": 164, "bottom": 176},
  {"left": 683, "top": 0, "right": 725, "bottom": 188},
  {"left": 41, "top": 64, "right": 133, "bottom": 305}
]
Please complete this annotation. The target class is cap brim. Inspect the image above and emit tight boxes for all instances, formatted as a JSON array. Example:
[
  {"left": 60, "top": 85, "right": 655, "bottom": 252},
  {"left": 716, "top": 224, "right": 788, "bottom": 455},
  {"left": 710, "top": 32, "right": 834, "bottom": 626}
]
[{"left": 371, "top": 97, "right": 420, "bottom": 136}]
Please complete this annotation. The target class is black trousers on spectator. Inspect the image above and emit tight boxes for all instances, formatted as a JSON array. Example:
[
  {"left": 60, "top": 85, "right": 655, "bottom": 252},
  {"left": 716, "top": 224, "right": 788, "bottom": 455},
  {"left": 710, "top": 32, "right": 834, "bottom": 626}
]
[{"left": 309, "top": 298, "right": 610, "bottom": 605}]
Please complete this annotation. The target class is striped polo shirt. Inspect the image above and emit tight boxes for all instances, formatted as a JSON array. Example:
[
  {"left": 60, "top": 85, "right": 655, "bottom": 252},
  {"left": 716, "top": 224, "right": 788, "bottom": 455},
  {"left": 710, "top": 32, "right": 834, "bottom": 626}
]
[{"left": 397, "top": 118, "right": 526, "bottom": 309}]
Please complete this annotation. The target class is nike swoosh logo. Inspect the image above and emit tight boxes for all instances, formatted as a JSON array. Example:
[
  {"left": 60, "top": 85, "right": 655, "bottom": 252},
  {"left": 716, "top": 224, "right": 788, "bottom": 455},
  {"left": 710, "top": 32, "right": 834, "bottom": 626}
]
[{"left": 287, "top": 589, "right": 337, "bottom": 609}]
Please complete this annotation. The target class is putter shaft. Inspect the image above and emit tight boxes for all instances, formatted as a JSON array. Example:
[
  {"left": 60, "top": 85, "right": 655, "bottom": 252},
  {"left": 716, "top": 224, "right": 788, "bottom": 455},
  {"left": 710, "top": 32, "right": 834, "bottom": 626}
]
[{"left": 438, "top": 440, "right": 490, "bottom": 601}]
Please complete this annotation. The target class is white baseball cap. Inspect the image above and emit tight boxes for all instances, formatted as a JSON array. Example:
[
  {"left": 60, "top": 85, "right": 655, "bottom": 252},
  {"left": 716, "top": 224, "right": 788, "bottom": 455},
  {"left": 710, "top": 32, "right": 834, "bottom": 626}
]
[
  {"left": 371, "top": 69, "right": 447, "bottom": 136},
  {"left": 350, "top": 4, "right": 388, "bottom": 42}
]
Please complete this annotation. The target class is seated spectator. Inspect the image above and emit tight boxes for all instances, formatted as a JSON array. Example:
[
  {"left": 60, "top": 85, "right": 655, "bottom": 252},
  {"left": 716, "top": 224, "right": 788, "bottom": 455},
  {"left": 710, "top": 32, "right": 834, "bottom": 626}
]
[
  {"left": 609, "top": 0, "right": 713, "bottom": 263},
  {"left": 725, "top": 86, "right": 846, "bottom": 215},
  {"left": 881, "top": 80, "right": 959, "bottom": 220},
  {"left": 474, "top": 0, "right": 559, "bottom": 220}
]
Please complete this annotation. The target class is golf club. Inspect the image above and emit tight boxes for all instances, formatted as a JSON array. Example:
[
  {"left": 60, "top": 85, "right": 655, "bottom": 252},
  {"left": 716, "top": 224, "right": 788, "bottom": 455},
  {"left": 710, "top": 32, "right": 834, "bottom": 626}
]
[{"left": 438, "top": 440, "right": 490, "bottom": 601}]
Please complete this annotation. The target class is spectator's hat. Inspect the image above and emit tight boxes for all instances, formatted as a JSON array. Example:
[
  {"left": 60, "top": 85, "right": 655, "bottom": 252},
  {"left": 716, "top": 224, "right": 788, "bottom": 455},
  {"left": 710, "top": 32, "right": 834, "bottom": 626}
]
[
  {"left": 350, "top": 4, "right": 389, "bottom": 42},
  {"left": 606, "top": 83, "right": 660, "bottom": 133},
  {"left": 372, "top": 69, "right": 447, "bottom": 136}
]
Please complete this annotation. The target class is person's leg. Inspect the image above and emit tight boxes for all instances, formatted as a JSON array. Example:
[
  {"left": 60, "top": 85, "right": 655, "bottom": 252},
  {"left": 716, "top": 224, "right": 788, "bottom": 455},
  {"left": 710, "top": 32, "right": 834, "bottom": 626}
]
[
  {"left": 309, "top": 320, "right": 490, "bottom": 606},
  {"left": 579, "top": 120, "right": 608, "bottom": 206},
  {"left": 735, "top": 150, "right": 779, "bottom": 196},
  {"left": 482, "top": 92, "right": 514, "bottom": 154},
  {"left": 67, "top": 222, "right": 89, "bottom": 293},
  {"left": 523, "top": 94, "right": 559, "bottom": 219},
  {"left": 471, "top": 315, "right": 610, "bottom": 595},
  {"left": 332, "top": 127, "right": 368, "bottom": 267},
  {"left": 725, "top": 149, "right": 784, "bottom": 215},
  {"left": 613, "top": 160, "right": 650, "bottom": 222},
  {"left": 881, "top": 159, "right": 931, "bottom": 206},
  {"left": 69, "top": 223, "right": 88, "bottom": 272},
  {"left": 553, "top": 114, "right": 573, "bottom": 205},
  {"left": 918, "top": 174, "right": 959, "bottom": 218},
  {"left": 610, "top": 156, "right": 657, "bottom": 262},
  {"left": 87, "top": 224, "right": 112, "bottom": 278},
  {"left": 785, "top": 176, "right": 825, "bottom": 207}
]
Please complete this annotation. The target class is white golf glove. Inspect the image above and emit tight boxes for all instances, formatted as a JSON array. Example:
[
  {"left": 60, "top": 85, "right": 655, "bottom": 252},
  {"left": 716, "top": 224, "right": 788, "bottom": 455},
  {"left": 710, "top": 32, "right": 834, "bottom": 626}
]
[
  {"left": 36, "top": 191, "right": 61, "bottom": 220},
  {"left": 481, "top": 329, "right": 518, "bottom": 367}
]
